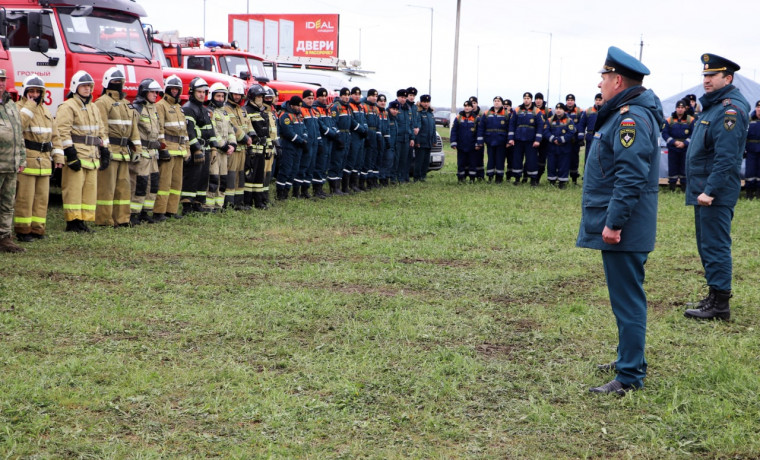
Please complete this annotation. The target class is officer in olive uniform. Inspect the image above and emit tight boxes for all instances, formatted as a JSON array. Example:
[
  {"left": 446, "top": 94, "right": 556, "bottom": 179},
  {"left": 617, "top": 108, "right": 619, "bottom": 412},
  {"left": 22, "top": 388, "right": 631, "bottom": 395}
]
[
  {"left": 578, "top": 46, "right": 664, "bottom": 395},
  {"left": 57, "top": 71, "right": 108, "bottom": 233},
  {"left": 13, "top": 75, "right": 62, "bottom": 241},
  {"left": 154, "top": 75, "right": 188, "bottom": 220},
  {"left": 94, "top": 67, "right": 141, "bottom": 227},
  {"left": 683, "top": 54, "right": 749, "bottom": 321}
]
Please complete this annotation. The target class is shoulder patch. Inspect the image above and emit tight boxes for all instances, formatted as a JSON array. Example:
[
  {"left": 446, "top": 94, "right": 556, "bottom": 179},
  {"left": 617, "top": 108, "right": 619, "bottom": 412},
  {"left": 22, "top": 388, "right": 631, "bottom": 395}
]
[
  {"left": 619, "top": 119, "right": 636, "bottom": 148},
  {"left": 620, "top": 105, "right": 630, "bottom": 114},
  {"left": 722, "top": 98, "right": 732, "bottom": 106},
  {"left": 724, "top": 113, "right": 737, "bottom": 131},
  {"left": 620, "top": 117, "right": 636, "bottom": 127},
  {"left": 283, "top": 118, "right": 291, "bottom": 125}
]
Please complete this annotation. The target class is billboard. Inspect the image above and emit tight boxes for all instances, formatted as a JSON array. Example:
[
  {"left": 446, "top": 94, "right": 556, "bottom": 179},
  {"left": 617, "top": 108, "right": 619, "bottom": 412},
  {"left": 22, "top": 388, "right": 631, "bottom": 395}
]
[{"left": 228, "top": 14, "right": 340, "bottom": 58}]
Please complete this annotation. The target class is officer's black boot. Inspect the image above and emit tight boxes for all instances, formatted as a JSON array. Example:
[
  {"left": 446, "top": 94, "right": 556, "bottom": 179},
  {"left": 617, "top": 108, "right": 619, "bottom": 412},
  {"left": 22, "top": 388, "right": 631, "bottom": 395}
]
[
  {"left": 494, "top": 175, "right": 503, "bottom": 184},
  {"left": 513, "top": 177, "right": 520, "bottom": 186},
  {"left": 140, "top": 210, "right": 156, "bottom": 224},
  {"left": 166, "top": 212, "right": 183, "bottom": 220},
  {"left": 291, "top": 185, "right": 300, "bottom": 199},
  {"left": 487, "top": 175, "right": 493, "bottom": 183},
  {"left": 350, "top": 173, "right": 361, "bottom": 192},
  {"left": 358, "top": 176, "right": 367, "bottom": 191},
  {"left": 65, "top": 220, "right": 80, "bottom": 232},
  {"left": 558, "top": 181, "right": 567, "bottom": 190},
  {"left": 530, "top": 177, "right": 539, "bottom": 187},
  {"left": 669, "top": 183, "right": 677, "bottom": 192},
  {"left": 78, "top": 220, "right": 95, "bottom": 233},
  {"left": 684, "top": 287, "right": 731, "bottom": 321},
  {"left": 243, "top": 190, "right": 254, "bottom": 208},
  {"left": 746, "top": 188, "right": 755, "bottom": 200},
  {"left": 276, "top": 187, "right": 286, "bottom": 201},
  {"left": 153, "top": 212, "right": 167, "bottom": 223},
  {"left": 330, "top": 179, "right": 344, "bottom": 196},
  {"left": 301, "top": 184, "right": 312, "bottom": 199},
  {"left": 262, "top": 190, "right": 272, "bottom": 207},
  {"left": 129, "top": 213, "right": 142, "bottom": 227},
  {"left": 252, "top": 192, "right": 265, "bottom": 210},
  {"left": 314, "top": 183, "right": 327, "bottom": 199},
  {"left": 342, "top": 172, "right": 351, "bottom": 194}
]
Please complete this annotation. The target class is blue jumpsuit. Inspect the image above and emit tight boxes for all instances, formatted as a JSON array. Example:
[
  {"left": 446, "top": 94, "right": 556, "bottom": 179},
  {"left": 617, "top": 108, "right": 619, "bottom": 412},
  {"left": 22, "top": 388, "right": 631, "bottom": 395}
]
[
  {"left": 328, "top": 99, "right": 357, "bottom": 184},
  {"left": 577, "top": 86, "right": 664, "bottom": 389},
  {"left": 276, "top": 102, "right": 308, "bottom": 194},
  {"left": 744, "top": 112, "right": 760, "bottom": 192},
  {"left": 477, "top": 107, "right": 510, "bottom": 182},
  {"left": 508, "top": 104, "right": 544, "bottom": 181},
  {"left": 347, "top": 100, "right": 368, "bottom": 179},
  {"left": 685, "top": 84, "right": 749, "bottom": 292},
  {"left": 414, "top": 105, "right": 436, "bottom": 181},
  {"left": 661, "top": 114, "right": 695, "bottom": 187},
  {"left": 298, "top": 103, "right": 321, "bottom": 192},
  {"left": 394, "top": 102, "right": 414, "bottom": 183},
  {"left": 566, "top": 105, "right": 584, "bottom": 181},
  {"left": 450, "top": 111, "right": 478, "bottom": 181},
  {"left": 361, "top": 99, "right": 382, "bottom": 182},
  {"left": 578, "top": 105, "right": 601, "bottom": 162},
  {"left": 543, "top": 114, "right": 576, "bottom": 183},
  {"left": 313, "top": 100, "right": 338, "bottom": 187}
]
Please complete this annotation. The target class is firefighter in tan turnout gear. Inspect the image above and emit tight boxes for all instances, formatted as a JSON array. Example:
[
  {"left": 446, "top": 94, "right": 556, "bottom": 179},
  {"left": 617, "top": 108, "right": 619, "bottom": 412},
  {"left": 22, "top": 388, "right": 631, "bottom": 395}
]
[
  {"left": 131, "top": 78, "right": 163, "bottom": 224},
  {"left": 57, "top": 70, "right": 108, "bottom": 233},
  {"left": 13, "top": 75, "right": 63, "bottom": 241},
  {"left": 225, "top": 81, "right": 254, "bottom": 210},
  {"left": 154, "top": 74, "right": 187, "bottom": 220},
  {"left": 207, "top": 82, "right": 237, "bottom": 210},
  {"left": 93, "top": 67, "right": 141, "bottom": 227}
]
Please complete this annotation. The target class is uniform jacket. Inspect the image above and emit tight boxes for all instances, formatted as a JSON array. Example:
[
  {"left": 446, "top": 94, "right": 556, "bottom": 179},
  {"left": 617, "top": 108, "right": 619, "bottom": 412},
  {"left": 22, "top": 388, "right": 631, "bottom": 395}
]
[
  {"left": 264, "top": 102, "right": 279, "bottom": 145},
  {"left": 577, "top": 86, "right": 664, "bottom": 252},
  {"left": 94, "top": 89, "right": 141, "bottom": 162},
  {"left": 17, "top": 96, "right": 62, "bottom": 175},
  {"left": 685, "top": 84, "right": 749, "bottom": 206},
  {"left": 407, "top": 100, "right": 421, "bottom": 132},
  {"left": 416, "top": 105, "right": 436, "bottom": 148},
  {"left": 57, "top": 93, "right": 107, "bottom": 170},
  {"left": 349, "top": 100, "right": 368, "bottom": 140},
  {"left": 746, "top": 112, "right": 760, "bottom": 155},
  {"left": 578, "top": 105, "right": 602, "bottom": 143},
  {"left": 244, "top": 101, "right": 269, "bottom": 142},
  {"left": 278, "top": 102, "right": 307, "bottom": 147},
  {"left": 156, "top": 94, "right": 188, "bottom": 157},
  {"left": 543, "top": 114, "right": 577, "bottom": 155},
  {"left": 661, "top": 113, "right": 695, "bottom": 154},
  {"left": 378, "top": 107, "right": 390, "bottom": 150},
  {"left": 134, "top": 96, "right": 163, "bottom": 157},
  {"left": 509, "top": 104, "right": 544, "bottom": 143},
  {"left": 226, "top": 100, "right": 254, "bottom": 153},
  {"left": 476, "top": 106, "right": 510, "bottom": 146},
  {"left": 0, "top": 93, "right": 25, "bottom": 173},
  {"left": 315, "top": 100, "right": 338, "bottom": 143},
  {"left": 450, "top": 111, "right": 478, "bottom": 151},
  {"left": 330, "top": 99, "right": 356, "bottom": 147},
  {"left": 362, "top": 98, "right": 382, "bottom": 149},
  {"left": 300, "top": 103, "right": 322, "bottom": 148},
  {"left": 395, "top": 100, "right": 414, "bottom": 143},
  {"left": 183, "top": 97, "right": 214, "bottom": 154}
]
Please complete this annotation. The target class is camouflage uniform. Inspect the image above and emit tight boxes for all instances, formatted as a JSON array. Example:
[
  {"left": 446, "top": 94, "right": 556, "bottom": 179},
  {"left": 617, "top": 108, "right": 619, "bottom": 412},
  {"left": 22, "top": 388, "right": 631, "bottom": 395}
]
[{"left": 0, "top": 90, "right": 26, "bottom": 251}]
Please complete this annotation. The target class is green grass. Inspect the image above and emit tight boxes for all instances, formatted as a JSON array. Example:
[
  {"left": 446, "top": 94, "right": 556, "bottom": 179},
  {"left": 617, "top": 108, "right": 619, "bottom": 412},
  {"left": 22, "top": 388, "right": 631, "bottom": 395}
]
[{"left": 2, "top": 143, "right": 760, "bottom": 458}]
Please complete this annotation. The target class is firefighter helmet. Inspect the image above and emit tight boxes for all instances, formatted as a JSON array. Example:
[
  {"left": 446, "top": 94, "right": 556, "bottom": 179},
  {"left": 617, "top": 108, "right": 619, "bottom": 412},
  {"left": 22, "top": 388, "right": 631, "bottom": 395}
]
[
  {"left": 137, "top": 78, "right": 162, "bottom": 98},
  {"left": 247, "top": 84, "right": 266, "bottom": 100},
  {"left": 164, "top": 74, "right": 183, "bottom": 93},
  {"left": 70, "top": 70, "right": 95, "bottom": 95},
  {"left": 210, "top": 82, "right": 228, "bottom": 96},
  {"left": 188, "top": 77, "right": 209, "bottom": 95},
  {"left": 228, "top": 81, "right": 245, "bottom": 96},
  {"left": 22, "top": 74, "right": 46, "bottom": 97},
  {"left": 264, "top": 86, "right": 276, "bottom": 99},
  {"left": 102, "top": 67, "right": 125, "bottom": 88}
]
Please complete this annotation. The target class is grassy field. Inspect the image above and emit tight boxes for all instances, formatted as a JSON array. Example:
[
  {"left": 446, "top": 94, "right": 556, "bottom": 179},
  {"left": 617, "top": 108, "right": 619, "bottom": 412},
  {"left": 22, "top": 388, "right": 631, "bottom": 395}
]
[{"left": 2, "top": 136, "right": 760, "bottom": 458}]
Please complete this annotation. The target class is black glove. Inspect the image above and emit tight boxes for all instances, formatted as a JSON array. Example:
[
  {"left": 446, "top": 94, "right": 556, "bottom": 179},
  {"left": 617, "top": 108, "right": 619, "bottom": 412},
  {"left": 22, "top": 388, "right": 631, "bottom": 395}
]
[
  {"left": 158, "top": 149, "right": 171, "bottom": 162},
  {"left": 577, "top": 139, "right": 585, "bottom": 147},
  {"left": 64, "top": 146, "right": 81, "bottom": 172},
  {"left": 229, "top": 143, "right": 237, "bottom": 151},
  {"left": 193, "top": 150, "right": 205, "bottom": 164},
  {"left": 98, "top": 146, "right": 111, "bottom": 171}
]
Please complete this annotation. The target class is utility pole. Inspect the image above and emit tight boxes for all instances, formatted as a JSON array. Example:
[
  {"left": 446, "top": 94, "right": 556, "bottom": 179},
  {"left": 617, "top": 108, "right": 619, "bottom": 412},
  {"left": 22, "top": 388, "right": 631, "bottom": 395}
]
[
  {"left": 451, "top": 0, "right": 461, "bottom": 119},
  {"left": 639, "top": 34, "right": 644, "bottom": 61}
]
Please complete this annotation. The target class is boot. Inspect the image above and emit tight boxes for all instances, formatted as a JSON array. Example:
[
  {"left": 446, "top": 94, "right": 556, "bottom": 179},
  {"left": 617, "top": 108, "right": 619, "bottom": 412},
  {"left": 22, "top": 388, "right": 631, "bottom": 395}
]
[
  {"left": 152, "top": 213, "right": 167, "bottom": 223},
  {"left": 530, "top": 177, "right": 539, "bottom": 187},
  {"left": 350, "top": 173, "right": 361, "bottom": 192},
  {"left": 746, "top": 188, "right": 755, "bottom": 200},
  {"left": 679, "top": 182, "right": 687, "bottom": 193},
  {"left": 243, "top": 190, "right": 254, "bottom": 208},
  {"left": 129, "top": 213, "right": 142, "bottom": 227},
  {"left": 330, "top": 179, "right": 345, "bottom": 196},
  {"left": 558, "top": 181, "right": 568, "bottom": 190},
  {"left": 358, "top": 176, "right": 366, "bottom": 191},
  {"left": 487, "top": 175, "right": 493, "bottom": 183},
  {"left": 276, "top": 188, "right": 288, "bottom": 201},
  {"left": 192, "top": 202, "right": 213, "bottom": 213},
  {"left": 182, "top": 202, "right": 194, "bottom": 216},
  {"left": 140, "top": 210, "right": 156, "bottom": 224},
  {"left": 341, "top": 172, "right": 351, "bottom": 194},
  {"left": 684, "top": 288, "right": 731, "bottom": 321},
  {"left": 0, "top": 236, "right": 25, "bottom": 253},
  {"left": 253, "top": 192, "right": 267, "bottom": 209},
  {"left": 16, "top": 233, "right": 35, "bottom": 243},
  {"left": 65, "top": 220, "right": 79, "bottom": 232},
  {"left": 313, "top": 182, "right": 328, "bottom": 199},
  {"left": 78, "top": 220, "right": 95, "bottom": 233},
  {"left": 669, "top": 183, "right": 677, "bottom": 192},
  {"left": 494, "top": 175, "right": 503, "bottom": 184},
  {"left": 300, "top": 184, "right": 312, "bottom": 199},
  {"left": 513, "top": 177, "right": 520, "bottom": 186},
  {"left": 166, "top": 212, "right": 183, "bottom": 220},
  {"left": 292, "top": 185, "right": 301, "bottom": 199},
  {"left": 262, "top": 190, "right": 272, "bottom": 207}
]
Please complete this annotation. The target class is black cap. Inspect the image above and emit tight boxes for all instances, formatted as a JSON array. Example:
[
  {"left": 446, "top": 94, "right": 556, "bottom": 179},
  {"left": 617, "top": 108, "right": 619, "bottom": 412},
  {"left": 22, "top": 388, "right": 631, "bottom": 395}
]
[
  {"left": 397, "top": 88, "right": 408, "bottom": 97},
  {"left": 367, "top": 88, "right": 378, "bottom": 97},
  {"left": 687, "top": 94, "right": 697, "bottom": 101},
  {"left": 600, "top": 46, "right": 650, "bottom": 80},
  {"left": 420, "top": 94, "right": 431, "bottom": 102},
  {"left": 463, "top": 100, "right": 472, "bottom": 107},
  {"left": 535, "top": 92, "right": 544, "bottom": 100},
  {"left": 676, "top": 100, "right": 687, "bottom": 108},
  {"left": 505, "top": 99, "right": 512, "bottom": 106},
  {"left": 755, "top": 100, "right": 760, "bottom": 108},
  {"left": 702, "top": 53, "right": 740, "bottom": 75},
  {"left": 522, "top": 92, "right": 532, "bottom": 99},
  {"left": 595, "top": 93, "right": 603, "bottom": 100},
  {"left": 339, "top": 87, "right": 350, "bottom": 96},
  {"left": 378, "top": 94, "right": 386, "bottom": 102},
  {"left": 469, "top": 96, "right": 478, "bottom": 103},
  {"left": 407, "top": 87, "right": 418, "bottom": 95},
  {"left": 302, "top": 89, "right": 314, "bottom": 98},
  {"left": 351, "top": 86, "right": 361, "bottom": 95},
  {"left": 493, "top": 96, "right": 504, "bottom": 103},
  {"left": 388, "top": 100, "right": 400, "bottom": 110},
  {"left": 316, "top": 87, "right": 328, "bottom": 97},
  {"left": 289, "top": 96, "right": 303, "bottom": 106},
  {"left": 565, "top": 94, "right": 575, "bottom": 101},
  {"left": 555, "top": 102, "right": 567, "bottom": 111}
]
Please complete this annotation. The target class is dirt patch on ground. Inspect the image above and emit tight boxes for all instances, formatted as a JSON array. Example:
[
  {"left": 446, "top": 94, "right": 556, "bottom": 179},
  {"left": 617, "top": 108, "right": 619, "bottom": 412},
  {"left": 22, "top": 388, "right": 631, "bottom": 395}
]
[
  {"left": 475, "top": 343, "right": 517, "bottom": 358},
  {"left": 398, "top": 257, "right": 475, "bottom": 268}
]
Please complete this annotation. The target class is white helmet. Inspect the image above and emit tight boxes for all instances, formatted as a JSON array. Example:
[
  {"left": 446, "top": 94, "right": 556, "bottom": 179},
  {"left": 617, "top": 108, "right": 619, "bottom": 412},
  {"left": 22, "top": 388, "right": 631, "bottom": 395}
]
[
  {"left": 22, "top": 74, "right": 46, "bottom": 97},
  {"left": 164, "top": 74, "right": 183, "bottom": 92},
  {"left": 102, "top": 66, "right": 125, "bottom": 88},
  {"left": 228, "top": 80, "right": 245, "bottom": 96},
  {"left": 70, "top": 70, "right": 95, "bottom": 95},
  {"left": 210, "top": 82, "right": 228, "bottom": 95}
]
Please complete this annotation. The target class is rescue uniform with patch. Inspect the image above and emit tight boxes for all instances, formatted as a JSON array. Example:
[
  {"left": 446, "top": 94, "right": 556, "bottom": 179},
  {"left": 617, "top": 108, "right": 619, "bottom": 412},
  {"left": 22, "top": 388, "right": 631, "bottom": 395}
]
[
  {"left": 155, "top": 92, "right": 188, "bottom": 216},
  {"left": 685, "top": 84, "right": 749, "bottom": 291},
  {"left": 132, "top": 95, "right": 161, "bottom": 216},
  {"left": 543, "top": 114, "right": 576, "bottom": 184},
  {"left": 450, "top": 111, "right": 479, "bottom": 181},
  {"left": 661, "top": 113, "right": 695, "bottom": 188},
  {"left": 477, "top": 107, "right": 511, "bottom": 182}
]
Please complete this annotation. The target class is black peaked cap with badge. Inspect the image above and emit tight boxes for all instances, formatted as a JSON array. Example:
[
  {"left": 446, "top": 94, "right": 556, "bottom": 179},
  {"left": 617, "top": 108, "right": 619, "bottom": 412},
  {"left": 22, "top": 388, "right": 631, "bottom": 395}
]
[{"left": 701, "top": 53, "right": 741, "bottom": 75}]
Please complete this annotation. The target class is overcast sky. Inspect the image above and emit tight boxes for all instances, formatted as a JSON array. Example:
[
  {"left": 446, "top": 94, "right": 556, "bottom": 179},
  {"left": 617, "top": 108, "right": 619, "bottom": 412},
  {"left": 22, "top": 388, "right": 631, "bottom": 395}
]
[{"left": 146, "top": 0, "right": 760, "bottom": 110}]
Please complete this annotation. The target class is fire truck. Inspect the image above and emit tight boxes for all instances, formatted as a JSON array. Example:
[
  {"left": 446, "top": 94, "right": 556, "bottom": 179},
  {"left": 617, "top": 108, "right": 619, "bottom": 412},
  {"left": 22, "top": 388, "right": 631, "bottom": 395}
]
[
  {"left": 156, "top": 33, "right": 330, "bottom": 106},
  {"left": 1, "top": 0, "right": 163, "bottom": 115},
  {"left": 0, "top": 28, "right": 16, "bottom": 99}
]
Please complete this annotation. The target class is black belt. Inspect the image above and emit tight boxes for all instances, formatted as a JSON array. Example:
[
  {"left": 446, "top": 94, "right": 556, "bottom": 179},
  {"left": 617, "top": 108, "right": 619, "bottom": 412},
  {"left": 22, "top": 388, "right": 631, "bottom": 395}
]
[
  {"left": 141, "top": 139, "right": 161, "bottom": 149},
  {"left": 71, "top": 134, "right": 101, "bottom": 146},
  {"left": 164, "top": 133, "right": 186, "bottom": 144},
  {"left": 109, "top": 136, "right": 130, "bottom": 147},
  {"left": 24, "top": 139, "right": 53, "bottom": 152}
]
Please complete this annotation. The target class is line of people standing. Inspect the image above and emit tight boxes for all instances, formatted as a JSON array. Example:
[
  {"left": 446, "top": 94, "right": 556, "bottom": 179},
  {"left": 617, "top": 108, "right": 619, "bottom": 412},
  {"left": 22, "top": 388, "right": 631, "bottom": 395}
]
[{"left": 450, "top": 92, "right": 605, "bottom": 187}]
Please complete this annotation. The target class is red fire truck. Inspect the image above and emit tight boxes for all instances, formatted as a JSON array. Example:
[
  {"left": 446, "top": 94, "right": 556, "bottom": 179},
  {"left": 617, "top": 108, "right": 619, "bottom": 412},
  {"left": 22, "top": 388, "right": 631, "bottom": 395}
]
[
  {"left": 2, "top": 0, "right": 163, "bottom": 115},
  {"left": 0, "top": 34, "right": 16, "bottom": 100},
  {"left": 156, "top": 34, "right": 331, "bottom": 106}
]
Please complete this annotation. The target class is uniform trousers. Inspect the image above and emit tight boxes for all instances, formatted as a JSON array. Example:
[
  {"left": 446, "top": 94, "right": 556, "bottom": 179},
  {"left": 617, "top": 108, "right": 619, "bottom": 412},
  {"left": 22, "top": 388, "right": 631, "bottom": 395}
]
[
  {"left": 297, "top": 141, "right": 318, "bottom": 187},
  {"left": 744, "top": 152, "right": 760, "bottom": 190},
  {"left": 346, "top": 134, "right": 364, "bottom": 174},
  {"left": 667, "top": 149, "right": 687, "bottom": 186},
  {"left": 277, "top": 145, "right": 301, "bottom": 191},
  {"left": 62, "top": 166, "right": 97, "bottom": 222},
  {"left": 154, "top": 156, "right": 184, "bottom": 214},
  {"left": 208, "top": 149, "right": 229, "bottom": 209},
  {"left": 395, "top": 140, "right": 411, "bottom": 183},
  {"left": 569, "top": 141, "right": 582, "bottom": 180},
  {"left": 226, "top": 149, "right": 245, "bottom": 206},
  {"left": 602, "top": 250, "right": 649, "bottom": 388},
  {"left": 313, "top": 139, "right": 331, "bottom": 184},
  {"left": 14, "top": 172, "right": 50, "bottom": 235},
  {"left": 486, "top": 144, "right": 508, "bottom": 180},
  {"left": 413, "top": 146, "right": 431, "bottom": 181},
  {"left": 512, "top": 141, "right": 538, "bottom": 178},
  {"left": 130, "top": 153, "right": 158, "bottom": 213},
  {"left": 379, "top": 144, "right": 394, "bottom": 181},
  {"left": 694, "top": 205, "right": 734, "bottom": 291},
  {"left": 181, "top": 149, "right": 210, "bottom": 206},
  {"left": 0, "top": 173, "right": 17, "bottom": 238},
  {"left": 546, "top": 151, "right": 570, "bottom": 182},
  {"left": 328, "top": 134, "right": 349, "bottom": 181},
  {"left": 95, "top": 160, "right": 131, "bottom": 226}
]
